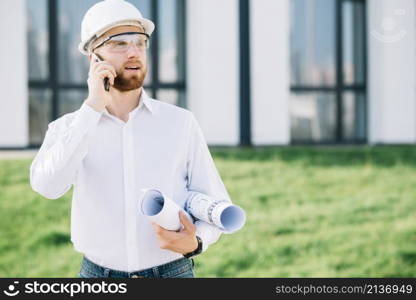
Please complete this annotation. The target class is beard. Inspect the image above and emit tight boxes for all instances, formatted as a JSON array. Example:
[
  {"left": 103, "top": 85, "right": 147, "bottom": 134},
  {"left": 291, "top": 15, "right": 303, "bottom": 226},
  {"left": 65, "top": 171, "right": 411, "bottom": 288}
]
[{"left": 113, "top": 65, "right": 147, "bottom": 92}]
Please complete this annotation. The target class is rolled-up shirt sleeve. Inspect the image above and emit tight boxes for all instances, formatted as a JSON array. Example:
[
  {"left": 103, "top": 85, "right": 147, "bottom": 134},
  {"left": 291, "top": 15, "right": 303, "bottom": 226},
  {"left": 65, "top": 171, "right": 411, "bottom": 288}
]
[
  {"left": 30, "top": 103, "right": 102, "bottom": 199},
  {"left": 185, "top": 113, "right": 233, "bottom": 252}
]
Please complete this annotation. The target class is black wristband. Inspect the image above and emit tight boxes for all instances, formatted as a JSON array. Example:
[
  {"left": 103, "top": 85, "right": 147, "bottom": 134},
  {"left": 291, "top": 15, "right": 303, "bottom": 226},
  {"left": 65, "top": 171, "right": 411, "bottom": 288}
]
[{"left": 183, "top": 235, "right": 203, "bottom": 258}]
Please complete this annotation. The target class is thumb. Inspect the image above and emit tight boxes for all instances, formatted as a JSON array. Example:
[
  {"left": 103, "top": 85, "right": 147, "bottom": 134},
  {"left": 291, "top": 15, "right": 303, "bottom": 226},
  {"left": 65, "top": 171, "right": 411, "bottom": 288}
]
[{"left": 179, "top": 211, "right": 193, "bottom": 231}]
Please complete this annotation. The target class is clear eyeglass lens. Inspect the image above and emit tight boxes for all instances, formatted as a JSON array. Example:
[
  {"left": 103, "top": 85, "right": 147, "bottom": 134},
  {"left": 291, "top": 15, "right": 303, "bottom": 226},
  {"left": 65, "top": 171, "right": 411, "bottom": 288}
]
[{"left": 105, "top": 34, "right": 149, "bottom": 52}]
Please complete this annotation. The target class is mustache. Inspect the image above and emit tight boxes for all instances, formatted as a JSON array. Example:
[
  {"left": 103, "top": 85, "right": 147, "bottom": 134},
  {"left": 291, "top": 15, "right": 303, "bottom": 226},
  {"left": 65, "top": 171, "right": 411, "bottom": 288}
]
[{"left": 123, "top": 61, "right": 143, "bottom": 68}]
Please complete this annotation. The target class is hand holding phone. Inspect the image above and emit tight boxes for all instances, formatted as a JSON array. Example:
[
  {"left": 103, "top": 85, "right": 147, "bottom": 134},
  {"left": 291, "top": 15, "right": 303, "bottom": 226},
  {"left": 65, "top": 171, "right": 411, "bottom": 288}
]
[
  {"left": 85, "top": 54, "right": 117, "bottom": 112},
  {"left": 94, "top": 53, "right": 110, "bottom": 92}
]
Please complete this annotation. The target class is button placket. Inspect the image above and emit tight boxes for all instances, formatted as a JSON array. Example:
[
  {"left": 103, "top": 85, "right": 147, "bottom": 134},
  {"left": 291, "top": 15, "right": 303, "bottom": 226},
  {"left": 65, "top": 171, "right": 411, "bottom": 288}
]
[{"left": 122, "top": 122, "right": 139, "bottom": 271}]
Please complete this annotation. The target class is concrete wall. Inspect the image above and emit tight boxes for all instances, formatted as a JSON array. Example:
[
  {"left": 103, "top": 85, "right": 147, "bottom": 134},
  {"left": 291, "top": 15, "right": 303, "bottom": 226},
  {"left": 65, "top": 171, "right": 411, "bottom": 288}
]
[
  {"left": 0, "top": 0, "right": 28, "bottom": 147},
  {"left": 250, "top": 0, "right": 290, "bottom": 145},
  {"left": 186, "top": 0, "right": 240, "bottom": 145},
  {"left": 368, "top": 0, "right": 416, "bottom": 144}
]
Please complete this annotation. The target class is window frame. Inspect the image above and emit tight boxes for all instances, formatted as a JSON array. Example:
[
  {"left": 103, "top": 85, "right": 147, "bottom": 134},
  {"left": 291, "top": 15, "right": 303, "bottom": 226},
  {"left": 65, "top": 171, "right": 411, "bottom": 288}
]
[
  {"left": 290, "top": 0, "right": 368, "bottom": 144},
  {"left": 28, "top": 0, "right": 187, "bottom": 147}
]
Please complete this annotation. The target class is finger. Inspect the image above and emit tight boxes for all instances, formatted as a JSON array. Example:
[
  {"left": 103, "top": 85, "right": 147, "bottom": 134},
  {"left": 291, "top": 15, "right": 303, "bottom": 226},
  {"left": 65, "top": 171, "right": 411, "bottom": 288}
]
[
  {"left": 152, "top": 223, "right": 166, "bottom": 236},
  {"left": 97, "top": 62, "right": 117, "bottom": 77},
  {"left": 89, "top": 56, "right": 97, "bottom": 76},
  {"left": 91, "top": 54, "right": 103, "bottom": 71},
  {"left": 152, "top": 222, "right": 159, "bottom": 230},
  {"left": 97, "top": 71, "right": 115, "bottom": 86},
  {"left": 89, "top": 55, "right": 95, "bottom": 69},
  {"left": 107, "top": 64, "right": 117, "bottom": 78},
  {"left": 91, "top": 59, "right": 110, "bottom": 74},
  {"left": 179, "top": 211, "right": 194, "bottom": 231},
  {"left": 95, "top": 64, "right": 117, "bottom": 78},
  {"left": 96, "top": 69, "right": 116, "bottom": 83},
  {"left": 90, "top": 53, "right": 117, "bottom": 78},
  {"left": 151, "top": 223, "right": 161, "bottom": 234},
  {"left": 96, "top": 71, "right": 115, "bottom": 84}
]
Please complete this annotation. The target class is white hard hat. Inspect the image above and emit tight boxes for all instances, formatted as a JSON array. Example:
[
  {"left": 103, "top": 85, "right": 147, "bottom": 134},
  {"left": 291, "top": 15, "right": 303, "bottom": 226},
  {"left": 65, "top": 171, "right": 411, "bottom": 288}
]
[{"left": 78, "top": 0, "right": 155, "bottom": 55}]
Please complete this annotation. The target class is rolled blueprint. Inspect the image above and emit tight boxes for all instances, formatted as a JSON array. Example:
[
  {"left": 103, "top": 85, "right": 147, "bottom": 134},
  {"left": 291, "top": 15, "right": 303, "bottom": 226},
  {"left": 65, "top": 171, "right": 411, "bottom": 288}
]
[
  {"left": 139, "top": 189, "right": 192, "bottom": 231},
  {"left": 186, "top": 192, "right": 246, "bottom": 233}
]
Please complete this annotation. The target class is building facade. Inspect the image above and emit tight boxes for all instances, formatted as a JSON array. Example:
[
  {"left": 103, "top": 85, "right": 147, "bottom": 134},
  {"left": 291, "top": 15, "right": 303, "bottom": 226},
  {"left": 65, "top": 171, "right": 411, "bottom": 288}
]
[{"left": 0, "top": 0, "right": 415, "bottom": 148}]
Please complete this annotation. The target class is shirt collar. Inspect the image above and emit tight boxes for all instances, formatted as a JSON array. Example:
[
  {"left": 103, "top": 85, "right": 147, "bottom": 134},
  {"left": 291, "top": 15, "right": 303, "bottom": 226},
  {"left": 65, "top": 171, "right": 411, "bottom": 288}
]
[
  {"left": 103, "top": 88, "right": 154, "bottom": 120},
  {"left": 140, "top": 89, "right": 154, "bottom": 114}
]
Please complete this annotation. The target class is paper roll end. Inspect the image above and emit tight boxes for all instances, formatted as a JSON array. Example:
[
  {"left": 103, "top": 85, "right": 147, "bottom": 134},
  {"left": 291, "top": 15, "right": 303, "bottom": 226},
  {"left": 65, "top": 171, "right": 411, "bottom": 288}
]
[{"left": 220, "top": 205, "right": 246, "bottom": 233}]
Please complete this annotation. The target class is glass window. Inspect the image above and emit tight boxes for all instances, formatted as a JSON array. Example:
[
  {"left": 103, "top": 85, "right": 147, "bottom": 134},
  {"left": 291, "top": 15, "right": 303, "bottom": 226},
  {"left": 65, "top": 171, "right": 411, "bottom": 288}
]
[
  {"left": 342, "top": 0, "right": 366, "bottom": 85},
  {"left": 144, "top": 50, "right": 152, "bottom": 86},
  {"left": 132, "top": 0, "right": 152, "bottom": 87},
  {"left": 156, "top": 89, "right": 186, "bottom": 107},
  {"left": 130, "top": 0, "right": 151, "bottom": 19},
  {"left": 58, "top": 90, "right": 88, "bottom": 117},
  {"left": 290, "top": 93, "right": 336, "bottom": 142},
  {"left": 157, "top": 89, "right": 178, "bottom": 106},
  {"left": 342, "top": 92, "right": 366, "bottom": 141},
  {"left": 57, "top": 0, "right": 151, "bottom": 85},
  {"left": 26, "top": 0, "right": 49, "bottom": 80},
  {"left": 58, "top": 0, "right": 100, "bottom": 84},
  {"left": 29, "top": 89, "right": 52, "bottom": 145},
  {"left": 290, "top": 0, "right": 336, "bottom": 86},
  {"left": 158, "top": 0, "right": 182, "bottom": 83},
  {"left": 28, "top": 0, "right": 185, "bottom": 146},
  {"left": 289, "top": 0, "right": 367, "bottom": 143}
]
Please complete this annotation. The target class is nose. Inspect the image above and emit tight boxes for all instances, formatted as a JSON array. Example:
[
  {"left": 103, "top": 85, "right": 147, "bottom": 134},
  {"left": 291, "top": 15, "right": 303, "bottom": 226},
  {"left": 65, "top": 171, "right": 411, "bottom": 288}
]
[{"left": 125, "top": 42, "right": 143, "bottom": 59}]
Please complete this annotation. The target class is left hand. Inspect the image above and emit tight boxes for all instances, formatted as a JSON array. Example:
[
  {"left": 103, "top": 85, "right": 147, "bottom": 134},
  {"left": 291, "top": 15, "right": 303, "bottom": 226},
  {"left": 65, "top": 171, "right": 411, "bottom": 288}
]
[{"left": 152, "top": 211, "right": 198, "bottom": 255}]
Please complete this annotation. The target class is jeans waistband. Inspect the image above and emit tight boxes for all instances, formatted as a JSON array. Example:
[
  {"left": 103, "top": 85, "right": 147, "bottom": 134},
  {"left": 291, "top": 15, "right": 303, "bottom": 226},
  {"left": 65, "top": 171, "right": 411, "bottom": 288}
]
[{"left": 81, "top": 255, "right": 194, "bottom": 278}]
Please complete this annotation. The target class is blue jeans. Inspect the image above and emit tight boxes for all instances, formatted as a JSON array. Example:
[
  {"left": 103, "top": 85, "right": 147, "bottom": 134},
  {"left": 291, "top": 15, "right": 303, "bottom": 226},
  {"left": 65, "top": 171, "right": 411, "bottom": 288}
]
[{"left": 79, "top": 256, "right": 195, "bottom": 278}]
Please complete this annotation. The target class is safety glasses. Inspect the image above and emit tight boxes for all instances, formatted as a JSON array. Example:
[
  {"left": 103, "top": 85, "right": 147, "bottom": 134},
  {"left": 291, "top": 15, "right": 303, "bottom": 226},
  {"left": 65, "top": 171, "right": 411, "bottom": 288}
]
[{"left": 92, "top": 32, "right": 150, "bottom": 53}]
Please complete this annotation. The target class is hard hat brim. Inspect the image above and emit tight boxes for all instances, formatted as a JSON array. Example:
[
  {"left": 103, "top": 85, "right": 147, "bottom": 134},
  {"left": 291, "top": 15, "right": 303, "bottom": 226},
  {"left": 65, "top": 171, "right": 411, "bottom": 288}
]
[{"left": 78, "top": 18, "right": 155, "bottom": 55}]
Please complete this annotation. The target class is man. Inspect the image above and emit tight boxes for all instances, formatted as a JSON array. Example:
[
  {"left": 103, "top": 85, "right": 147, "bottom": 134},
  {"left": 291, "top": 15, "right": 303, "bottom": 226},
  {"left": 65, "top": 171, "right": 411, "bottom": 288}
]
[{"left": 30, "top": 0, "right": 232, "bottom": 278}]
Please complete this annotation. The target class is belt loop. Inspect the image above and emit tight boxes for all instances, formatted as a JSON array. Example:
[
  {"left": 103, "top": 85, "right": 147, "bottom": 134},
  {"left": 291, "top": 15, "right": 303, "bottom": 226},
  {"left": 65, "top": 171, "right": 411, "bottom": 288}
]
[
  {"left": 152, "top": 266, "right": 160, "bottom": 278},
  {"left": 103, "top": 268, "right": 110, "bottom": 277}
]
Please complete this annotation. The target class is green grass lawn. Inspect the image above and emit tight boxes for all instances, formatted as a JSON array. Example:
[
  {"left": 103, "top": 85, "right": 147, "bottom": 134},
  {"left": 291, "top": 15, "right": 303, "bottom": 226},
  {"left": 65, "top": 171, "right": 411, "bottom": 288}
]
[{"left": 1, "top": 146, "right": 416, "bottom": 277}]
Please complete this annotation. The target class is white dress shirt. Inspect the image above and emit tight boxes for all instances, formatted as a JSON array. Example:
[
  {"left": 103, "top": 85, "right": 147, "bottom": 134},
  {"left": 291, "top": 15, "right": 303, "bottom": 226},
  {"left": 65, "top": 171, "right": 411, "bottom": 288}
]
[{"left": 30, "top": 89, "right": 232, "bottom": 272}]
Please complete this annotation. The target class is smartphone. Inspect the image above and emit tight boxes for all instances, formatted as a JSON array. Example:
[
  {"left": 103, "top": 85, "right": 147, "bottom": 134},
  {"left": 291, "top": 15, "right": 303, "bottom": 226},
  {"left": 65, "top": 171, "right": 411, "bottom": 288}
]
[{"left": 94, "top": 53, "right": 110, "bottom": 92}]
